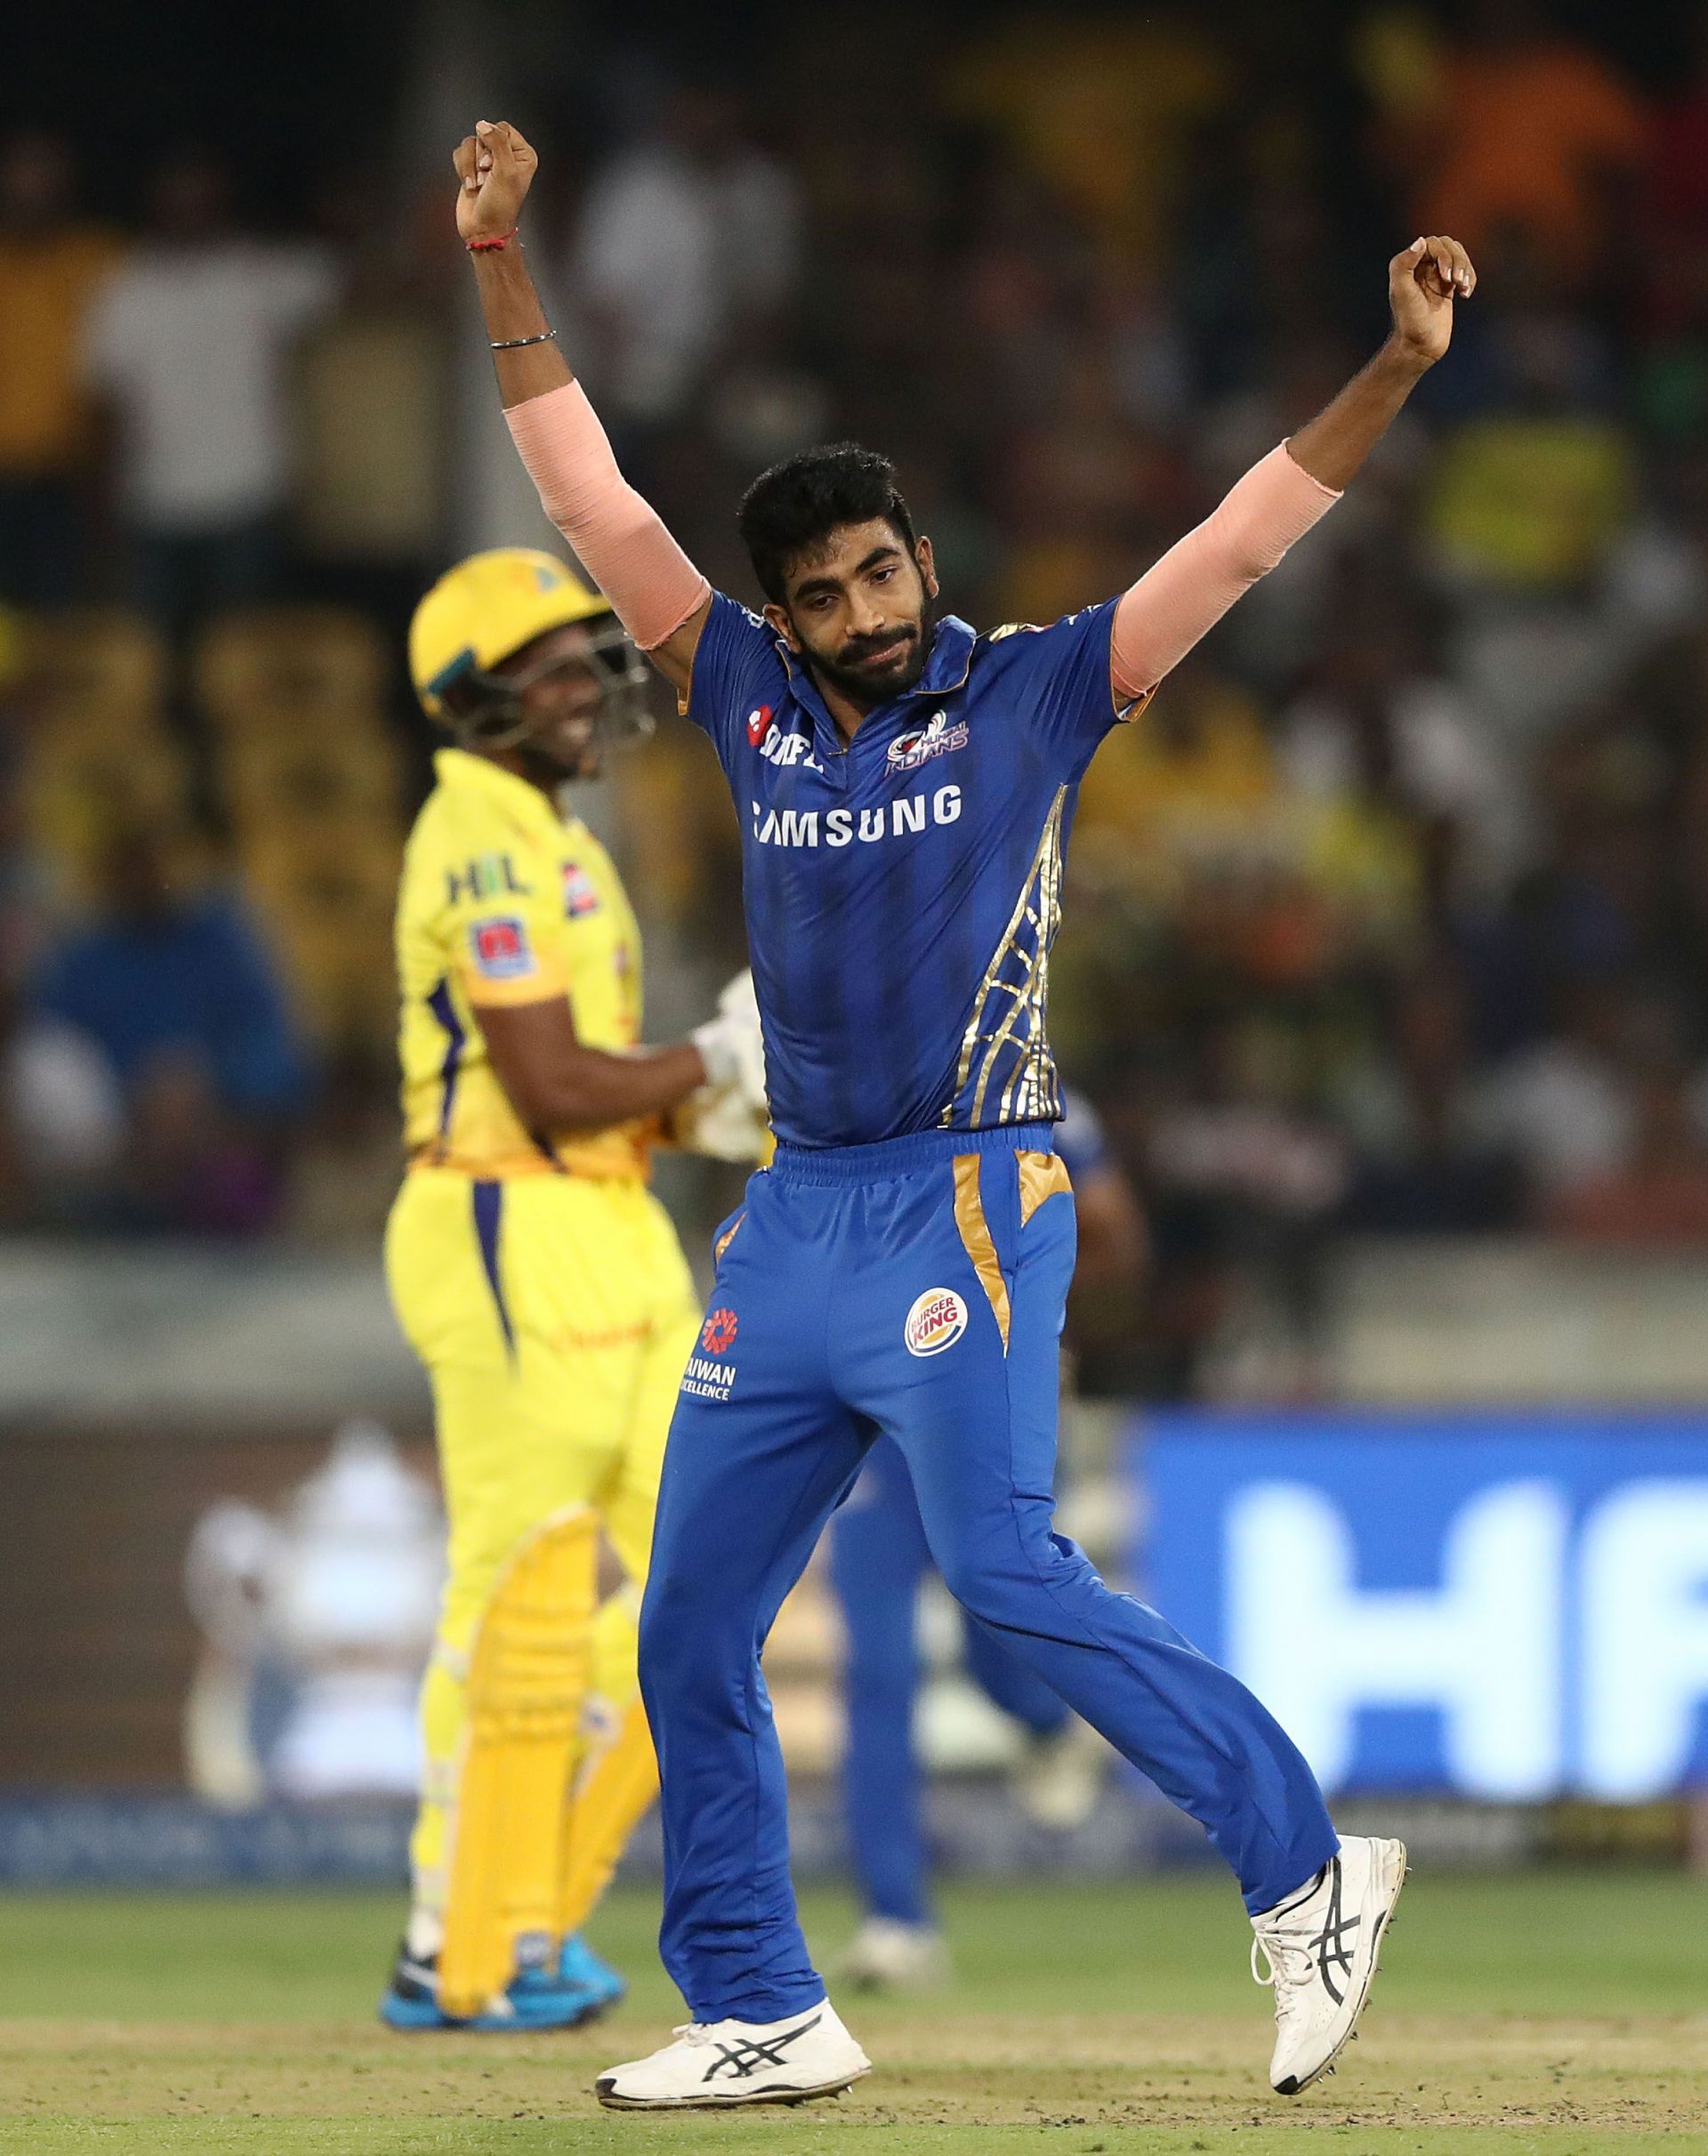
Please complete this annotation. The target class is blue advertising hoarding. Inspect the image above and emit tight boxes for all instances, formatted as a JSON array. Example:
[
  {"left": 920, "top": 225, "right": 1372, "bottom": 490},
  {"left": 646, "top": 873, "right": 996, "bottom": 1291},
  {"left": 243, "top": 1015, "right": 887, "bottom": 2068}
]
[{"left": 1136, "top": 1412, "right": 1708, "bottom": 1800}]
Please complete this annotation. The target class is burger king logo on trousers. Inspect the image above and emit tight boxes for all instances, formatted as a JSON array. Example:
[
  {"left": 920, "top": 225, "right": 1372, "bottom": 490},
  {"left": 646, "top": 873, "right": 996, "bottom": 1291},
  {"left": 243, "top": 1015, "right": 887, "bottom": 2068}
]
[{"left": 905, "top": 1288, "right": 969, "bottom": 1358}]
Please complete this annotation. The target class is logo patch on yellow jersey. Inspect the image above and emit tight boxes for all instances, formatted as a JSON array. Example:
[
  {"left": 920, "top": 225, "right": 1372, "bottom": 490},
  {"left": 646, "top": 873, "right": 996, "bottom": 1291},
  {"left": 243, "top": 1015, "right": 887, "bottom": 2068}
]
[
  {"left": 562, "top": 863, "right": 602, "bottom": 919},
  {"left": 448, "top": 852, "right": 532, "bottom": 906},
  {"left": 471, "top": 915, "right": 536, "bottom": 981}
]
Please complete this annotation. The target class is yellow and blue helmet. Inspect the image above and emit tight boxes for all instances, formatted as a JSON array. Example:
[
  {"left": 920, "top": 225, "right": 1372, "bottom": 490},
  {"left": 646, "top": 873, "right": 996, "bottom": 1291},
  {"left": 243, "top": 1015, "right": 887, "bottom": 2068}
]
[{"left": 407, "top": 546, "right": 649, "bottom": 754}]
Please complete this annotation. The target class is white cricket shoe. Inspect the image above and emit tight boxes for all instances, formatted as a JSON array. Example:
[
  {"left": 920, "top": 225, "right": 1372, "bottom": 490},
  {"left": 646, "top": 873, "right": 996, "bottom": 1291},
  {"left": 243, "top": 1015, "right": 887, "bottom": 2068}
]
[
  {"left": 595, "top": 1999, "right": 871, "bottom": 2110},
  {"left": 1250, "top": 1835, "right": 1406, "bottom": 2095},
  {"left": 838, "top": 1917, "right": 950, "bottom": 1991}
]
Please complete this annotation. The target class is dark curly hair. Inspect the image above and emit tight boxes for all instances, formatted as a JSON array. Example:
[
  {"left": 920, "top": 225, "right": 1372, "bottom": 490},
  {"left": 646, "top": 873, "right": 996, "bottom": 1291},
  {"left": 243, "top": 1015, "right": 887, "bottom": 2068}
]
[{"left": 737, "top": 442, "right": 918, "bottom": 603}]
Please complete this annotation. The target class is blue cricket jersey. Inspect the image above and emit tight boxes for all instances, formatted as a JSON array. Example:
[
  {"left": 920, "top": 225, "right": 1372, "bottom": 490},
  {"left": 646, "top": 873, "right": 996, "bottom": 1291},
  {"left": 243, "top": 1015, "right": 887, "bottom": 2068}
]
[{"left": 686, "top": 594, "right": 1139, "bottom": 1148}]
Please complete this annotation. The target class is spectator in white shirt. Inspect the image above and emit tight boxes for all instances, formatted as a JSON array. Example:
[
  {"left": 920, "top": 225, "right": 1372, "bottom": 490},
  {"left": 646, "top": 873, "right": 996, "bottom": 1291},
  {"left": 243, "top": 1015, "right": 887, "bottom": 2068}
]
[
  {"left": 83, "top": 151, "right": 336, "bottom": 641},
  {"left": 1473, "top": 981, "right": 1686, "bottom": 1207},
  {"left": 568, "top": 86, "right": 801, "bottom": 438}
]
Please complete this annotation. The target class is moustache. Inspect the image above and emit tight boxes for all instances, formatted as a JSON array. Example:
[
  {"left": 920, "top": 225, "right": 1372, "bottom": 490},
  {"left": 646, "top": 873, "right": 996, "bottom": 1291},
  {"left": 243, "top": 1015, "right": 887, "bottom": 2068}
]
[{"left": 838, "top": 627, "right": 916, "bottom": 668}]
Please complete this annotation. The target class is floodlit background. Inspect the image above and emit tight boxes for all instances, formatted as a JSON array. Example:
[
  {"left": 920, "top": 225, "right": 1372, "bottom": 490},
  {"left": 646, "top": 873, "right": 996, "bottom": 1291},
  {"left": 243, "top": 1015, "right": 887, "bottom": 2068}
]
[{"left": 1, "top": 0, "right": 1706, "bottom": 1886}]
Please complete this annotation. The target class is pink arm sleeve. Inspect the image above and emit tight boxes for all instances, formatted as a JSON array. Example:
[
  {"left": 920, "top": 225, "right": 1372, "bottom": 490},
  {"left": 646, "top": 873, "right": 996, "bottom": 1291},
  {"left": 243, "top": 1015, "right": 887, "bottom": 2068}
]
[
  {"left": 1109, "top": 444, "right": 1341, "bottom": 702},
  {"left": 505, "top": 382, "right": 711, "bottom": 652}
]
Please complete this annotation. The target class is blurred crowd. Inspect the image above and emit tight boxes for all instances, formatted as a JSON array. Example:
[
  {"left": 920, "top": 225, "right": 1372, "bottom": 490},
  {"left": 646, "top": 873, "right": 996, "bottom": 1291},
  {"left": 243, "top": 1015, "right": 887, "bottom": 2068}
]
[{"left": 5, "top": 0, "right": 1708, "bottom": 1395}]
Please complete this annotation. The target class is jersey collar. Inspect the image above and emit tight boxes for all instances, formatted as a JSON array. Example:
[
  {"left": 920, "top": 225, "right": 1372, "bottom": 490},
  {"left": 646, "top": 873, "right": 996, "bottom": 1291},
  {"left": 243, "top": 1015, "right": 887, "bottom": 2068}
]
[
  {"left": 775, "top": 613, "right": 978, "bottom": 752},
  {"left": 910, "top": 613, "right": 977, "bottom": 698},
  {"left": 433, "top": 747, "right": 567, "bottom": 838}
]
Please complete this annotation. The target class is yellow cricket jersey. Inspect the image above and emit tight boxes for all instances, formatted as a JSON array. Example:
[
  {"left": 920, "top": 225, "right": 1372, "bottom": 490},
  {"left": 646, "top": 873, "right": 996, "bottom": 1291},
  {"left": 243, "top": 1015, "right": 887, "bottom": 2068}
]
[{"left": 397, "top": 747, "right": 650, "bottom": 1179}]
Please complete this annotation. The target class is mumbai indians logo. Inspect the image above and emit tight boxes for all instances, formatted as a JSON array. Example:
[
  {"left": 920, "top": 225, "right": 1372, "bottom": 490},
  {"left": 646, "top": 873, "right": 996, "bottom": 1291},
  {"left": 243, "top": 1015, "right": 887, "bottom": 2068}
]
[
  {"left": 905, "top": 1288, "right": 968, "bottom": 1358},
  {"left": 888, "top": 708, "right": 968, "bottom": 772}
]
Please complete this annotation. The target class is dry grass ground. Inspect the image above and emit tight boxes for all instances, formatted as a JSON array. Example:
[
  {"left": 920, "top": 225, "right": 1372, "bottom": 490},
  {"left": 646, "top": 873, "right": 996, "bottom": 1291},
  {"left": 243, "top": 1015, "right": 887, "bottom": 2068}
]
[{"left": 0, "top": 1869, "right": 1703, "bottom": 2153}]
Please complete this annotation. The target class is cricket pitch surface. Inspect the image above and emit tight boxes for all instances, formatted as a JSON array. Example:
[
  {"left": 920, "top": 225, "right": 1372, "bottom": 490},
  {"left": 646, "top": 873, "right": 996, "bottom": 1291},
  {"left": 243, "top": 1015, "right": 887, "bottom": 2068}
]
[{"left": 3, "top": 1870, "right": 1703, "bottom": 2153}]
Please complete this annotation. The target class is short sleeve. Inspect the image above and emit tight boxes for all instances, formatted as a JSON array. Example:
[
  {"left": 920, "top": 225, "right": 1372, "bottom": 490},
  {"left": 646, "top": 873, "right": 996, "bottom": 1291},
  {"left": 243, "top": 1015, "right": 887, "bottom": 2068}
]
[
  {"left": 683, "top": 591, "right": 784, "bottom": 769},
  {"left": 445, "top": 824, "right": 571, "bottom": 1012},
  {"left": 987, "top": 597, "right": 1137, "bottom": 777}
]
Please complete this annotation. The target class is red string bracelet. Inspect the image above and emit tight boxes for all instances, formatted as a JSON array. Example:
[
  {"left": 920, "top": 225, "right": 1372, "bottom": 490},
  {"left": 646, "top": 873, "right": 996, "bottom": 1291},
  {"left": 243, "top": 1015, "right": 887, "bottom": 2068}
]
[{"left": 466, "top": 229, "right": 518, "bottom": 253}]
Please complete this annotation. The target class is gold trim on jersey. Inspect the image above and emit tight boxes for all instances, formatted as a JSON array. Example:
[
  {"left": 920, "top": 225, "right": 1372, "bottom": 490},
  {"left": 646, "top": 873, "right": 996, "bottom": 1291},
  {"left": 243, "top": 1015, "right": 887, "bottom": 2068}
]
[
  {"left": 1018, "top": 1150, "right": 1072, "bottom": 1224},
  {"left": 953, "top": 1152, "right": 1011, "bottom": 1353},
  {"left": 944, "top": 786, "right": 1067, "bottom": 1128}
]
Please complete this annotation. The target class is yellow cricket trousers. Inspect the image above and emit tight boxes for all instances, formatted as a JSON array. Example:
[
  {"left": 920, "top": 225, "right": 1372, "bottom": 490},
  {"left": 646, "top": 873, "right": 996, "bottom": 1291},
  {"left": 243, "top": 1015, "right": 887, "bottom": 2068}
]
[{"left": 384, "top": 1165, "right": 701, "bottom": 1910}]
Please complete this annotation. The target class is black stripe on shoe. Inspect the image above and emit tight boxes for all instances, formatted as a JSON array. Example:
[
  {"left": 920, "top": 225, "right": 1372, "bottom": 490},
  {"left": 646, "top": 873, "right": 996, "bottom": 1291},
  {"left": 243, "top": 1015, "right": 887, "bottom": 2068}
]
[{"left": 701, "top": 2012, "right": 825, "bottom": 2083}]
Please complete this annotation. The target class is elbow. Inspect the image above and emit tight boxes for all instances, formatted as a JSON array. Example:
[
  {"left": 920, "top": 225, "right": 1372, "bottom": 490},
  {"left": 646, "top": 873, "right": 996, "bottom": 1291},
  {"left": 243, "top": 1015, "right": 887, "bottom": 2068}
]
[
  {"left": 552, "top": 1099, "right": 616, "bottom": 1137},
  {"left": 502, "top": 1078, "right": 552, "bottom": 1135},
  {"left": 498, "top": 1070, "right": 584, "bottom": 1135},
  {"left": 1214, "top": 513, "right": 1289, "bottom": 585},
  {"left": 517, "top": 1084, "right": 605, "bottom": 1135},
  {"left": 536, "top": 480, "right": 652, "bottom": 558}
]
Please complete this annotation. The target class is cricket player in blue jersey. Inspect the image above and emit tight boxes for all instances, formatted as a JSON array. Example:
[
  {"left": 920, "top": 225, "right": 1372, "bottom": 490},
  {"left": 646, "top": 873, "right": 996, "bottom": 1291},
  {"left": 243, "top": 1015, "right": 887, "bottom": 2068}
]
[
  {"left": 451, "top": 119, "right": 1477, "bottom": 2109},
  {"left": 831, "top": 1090, "right": 1146, "bottom": 1990}
]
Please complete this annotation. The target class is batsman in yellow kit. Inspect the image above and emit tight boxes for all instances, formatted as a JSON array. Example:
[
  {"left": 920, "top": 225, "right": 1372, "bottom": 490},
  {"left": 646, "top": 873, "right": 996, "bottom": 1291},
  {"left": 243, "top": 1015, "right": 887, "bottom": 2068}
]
[{"left": 381, "top": 547, "right": 768, "bottom": 2031}]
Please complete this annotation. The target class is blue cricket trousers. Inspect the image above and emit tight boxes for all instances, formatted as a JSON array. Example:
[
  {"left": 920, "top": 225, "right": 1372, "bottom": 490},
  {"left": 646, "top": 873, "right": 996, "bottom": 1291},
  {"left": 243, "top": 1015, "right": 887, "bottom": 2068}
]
[
  {"left": 829, "top": 1432, "right": 1068, "bottom": 1928},
  {"left": 640, "top": 1124, "right": 1336, "bottom": 2023}
]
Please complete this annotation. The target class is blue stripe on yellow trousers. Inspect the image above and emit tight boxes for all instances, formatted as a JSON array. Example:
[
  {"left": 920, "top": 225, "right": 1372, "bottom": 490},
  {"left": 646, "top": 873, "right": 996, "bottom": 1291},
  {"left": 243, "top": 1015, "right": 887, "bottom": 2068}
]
[{"left": 471, "top": 1178, "right": 515, "bottom": 1357}]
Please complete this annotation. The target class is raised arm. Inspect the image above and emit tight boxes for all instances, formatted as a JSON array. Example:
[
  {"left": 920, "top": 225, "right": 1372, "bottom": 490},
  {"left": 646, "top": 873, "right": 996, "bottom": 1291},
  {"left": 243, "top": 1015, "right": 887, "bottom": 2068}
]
[
  {"left": 455, "top": 121, "right": 713, "bottom": 698},
  {"left": 1110, "top": 234, "right": 1475, "bottom": 703}
]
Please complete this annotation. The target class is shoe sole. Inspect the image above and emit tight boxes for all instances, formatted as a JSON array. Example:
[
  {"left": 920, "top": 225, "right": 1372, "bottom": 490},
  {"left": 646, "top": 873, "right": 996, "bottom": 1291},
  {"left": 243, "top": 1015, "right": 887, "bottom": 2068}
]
[
  {"left": 380, "top": 1998, "right": 606, "bottom": 2033},
  {"left": 595, "top": 2063, "right": 871, "bottom": 2111},
  {"left": 1275, "top": 1839, "right": 1408, "bottom": 2096}
]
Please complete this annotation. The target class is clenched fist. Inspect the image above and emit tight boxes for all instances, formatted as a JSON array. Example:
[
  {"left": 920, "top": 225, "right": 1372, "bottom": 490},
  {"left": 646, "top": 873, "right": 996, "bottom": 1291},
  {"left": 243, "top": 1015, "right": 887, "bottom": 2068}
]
[
  {"left": 1388, "top": 234, "right": 1475, "bottom": 367},
  {"left": 452, "top": 119, "right": 538, "bottom": 244}
]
